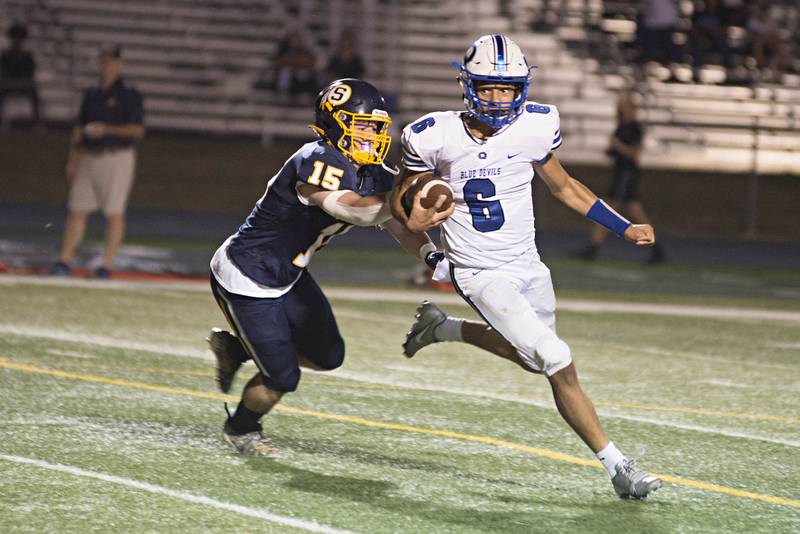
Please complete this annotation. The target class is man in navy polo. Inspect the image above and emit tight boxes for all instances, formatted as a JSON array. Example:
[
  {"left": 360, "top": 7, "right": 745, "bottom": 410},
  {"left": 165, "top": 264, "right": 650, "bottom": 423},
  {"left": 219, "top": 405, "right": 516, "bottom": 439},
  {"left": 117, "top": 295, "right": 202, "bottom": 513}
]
[
  {"left": 50, "top": 44, "right": 144, "bottom": 278},
  {"left": 0, "top": 23, "right": 41, "bottom": 127}
]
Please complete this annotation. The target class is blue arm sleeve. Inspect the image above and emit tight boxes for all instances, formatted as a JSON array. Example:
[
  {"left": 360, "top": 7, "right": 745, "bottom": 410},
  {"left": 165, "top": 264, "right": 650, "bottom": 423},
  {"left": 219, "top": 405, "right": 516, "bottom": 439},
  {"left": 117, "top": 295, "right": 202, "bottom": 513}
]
[{"left": 587, "top": 200, "right": 631, "bottom": 238}]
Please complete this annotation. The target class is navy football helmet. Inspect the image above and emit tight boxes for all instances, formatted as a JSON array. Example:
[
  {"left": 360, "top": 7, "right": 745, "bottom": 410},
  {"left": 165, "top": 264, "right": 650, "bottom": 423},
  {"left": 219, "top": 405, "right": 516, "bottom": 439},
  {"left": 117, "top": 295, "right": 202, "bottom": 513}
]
[{"left": 310, "top": 79, "right": 392, "bottom": 165}]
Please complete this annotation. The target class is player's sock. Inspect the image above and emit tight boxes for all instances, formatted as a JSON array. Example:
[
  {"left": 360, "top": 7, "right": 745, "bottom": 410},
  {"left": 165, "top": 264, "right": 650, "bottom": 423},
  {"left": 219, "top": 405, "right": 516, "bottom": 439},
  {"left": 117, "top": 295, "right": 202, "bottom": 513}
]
[
  {"left": 596, "top": 441, "right": 626, "bottom": 477},
  {"left": 228, "top": 402, "right": 264, "bottom": 434},
  {"left": 434, "top": 317, "right": 464, "bottom": 342}
]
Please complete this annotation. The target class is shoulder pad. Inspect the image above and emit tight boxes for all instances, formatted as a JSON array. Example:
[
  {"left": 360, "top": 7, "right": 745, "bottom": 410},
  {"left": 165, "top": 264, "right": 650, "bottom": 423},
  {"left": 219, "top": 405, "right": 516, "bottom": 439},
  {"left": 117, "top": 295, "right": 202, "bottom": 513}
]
[{"left": 295, "top": 142, "right": 358, "bottom": 191}]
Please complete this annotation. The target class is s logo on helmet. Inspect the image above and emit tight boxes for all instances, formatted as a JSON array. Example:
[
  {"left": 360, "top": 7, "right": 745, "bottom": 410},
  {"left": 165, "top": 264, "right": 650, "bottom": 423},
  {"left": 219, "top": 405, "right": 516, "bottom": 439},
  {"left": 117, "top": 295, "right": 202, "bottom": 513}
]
[{"left": 322, "top": 84, "right": 352, "bottom": 109}]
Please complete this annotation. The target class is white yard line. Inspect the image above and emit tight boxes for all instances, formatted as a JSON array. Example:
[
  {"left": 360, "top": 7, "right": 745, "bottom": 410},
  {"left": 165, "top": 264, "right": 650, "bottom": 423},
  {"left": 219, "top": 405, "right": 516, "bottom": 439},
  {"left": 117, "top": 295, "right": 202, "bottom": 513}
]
[
  {"left": 0, "top": 274, "right": 208, "bottom": 293},
  {"left": 2, "top": 274, "right": 800, "bottom": 322},
  {"left": 2, "top": 323, "right": 797, "bottom": 445},
  {"left": 598, "top": 414, "right": 800, "bottom": 448},
  {"left": 765, "top": 341, "right": 800, "bottom": 350},
  {"left": 2, "top": 273, "right": 798, "bottom": 445},
  {"left": 0, "top": 324, "right": 212, "bottom": 360},
  {"left": 569, "top": 340, "right": 800, "bottom": 372},
  {"left": 0, "top": 454, "right": 357, "bottom": 534},
  {"left": 324, "top": 369, "right": 799, "bottom": 447}
]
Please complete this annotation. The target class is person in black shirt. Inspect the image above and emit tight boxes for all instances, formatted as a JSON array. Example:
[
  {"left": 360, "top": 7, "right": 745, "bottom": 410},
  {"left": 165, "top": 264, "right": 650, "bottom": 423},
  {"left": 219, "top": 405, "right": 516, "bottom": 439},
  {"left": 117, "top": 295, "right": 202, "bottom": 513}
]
[
  {"left": 690, "top": 0, "right": 734, "bottom": 78},
  {"left": 49, "top": 45, "right": 145, "bottom": 278},
  {"left": 0, "top": 23, "right": 40, "bottom": 126},
  {"left": 272, "top": 29, "right": 317, "bottom": 102},
  {"left": 579, "top": 92, "right": 666, "bottom": 264},
  {"left": 324, "top": 29, "right": 365, "bottom": 83}
]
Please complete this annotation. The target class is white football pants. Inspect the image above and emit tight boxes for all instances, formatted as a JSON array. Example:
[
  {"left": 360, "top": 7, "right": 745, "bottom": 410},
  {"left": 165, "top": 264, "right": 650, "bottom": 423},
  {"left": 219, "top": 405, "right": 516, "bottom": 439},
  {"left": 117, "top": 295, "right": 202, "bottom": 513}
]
[{"left": 448, "top": 252, "right": 572, "bottom": 376}]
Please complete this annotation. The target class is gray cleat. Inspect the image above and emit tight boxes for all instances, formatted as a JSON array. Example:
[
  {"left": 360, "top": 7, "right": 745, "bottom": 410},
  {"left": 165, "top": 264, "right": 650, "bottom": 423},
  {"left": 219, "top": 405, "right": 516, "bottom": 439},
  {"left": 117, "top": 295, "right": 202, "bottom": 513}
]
[
  {"left": 612, "top": 459, "right": 663, "bottom": 499},
  {"left": 207, "top": 328, "right": 248, "bottom": 393},
  {"left": 223, "top": 420, "right": 278, "bottom": 457},
  {"left": 403, "top": 300, "right": 447, "bottom": 358}
]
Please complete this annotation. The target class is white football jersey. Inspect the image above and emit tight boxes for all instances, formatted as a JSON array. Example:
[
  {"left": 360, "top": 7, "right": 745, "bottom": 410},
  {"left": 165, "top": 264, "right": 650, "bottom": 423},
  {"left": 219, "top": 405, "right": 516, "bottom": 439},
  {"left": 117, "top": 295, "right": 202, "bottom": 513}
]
[{"left": 401, "top": 103, "right": 562, "bottom": 269}]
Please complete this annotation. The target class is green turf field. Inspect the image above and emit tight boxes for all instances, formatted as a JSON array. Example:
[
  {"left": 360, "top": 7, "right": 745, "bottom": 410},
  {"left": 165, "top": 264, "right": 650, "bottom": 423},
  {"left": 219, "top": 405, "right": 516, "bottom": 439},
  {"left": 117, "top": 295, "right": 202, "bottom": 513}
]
[{"left": 1, "top": 276, "right": 798, "bottom": 533}]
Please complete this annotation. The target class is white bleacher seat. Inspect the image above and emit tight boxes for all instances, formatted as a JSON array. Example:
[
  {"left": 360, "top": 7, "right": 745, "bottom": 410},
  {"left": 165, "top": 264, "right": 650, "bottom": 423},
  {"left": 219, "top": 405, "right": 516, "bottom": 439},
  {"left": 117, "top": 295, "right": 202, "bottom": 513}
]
[{"left": 1, "top": 0, "right": 795, "bottom": 173}]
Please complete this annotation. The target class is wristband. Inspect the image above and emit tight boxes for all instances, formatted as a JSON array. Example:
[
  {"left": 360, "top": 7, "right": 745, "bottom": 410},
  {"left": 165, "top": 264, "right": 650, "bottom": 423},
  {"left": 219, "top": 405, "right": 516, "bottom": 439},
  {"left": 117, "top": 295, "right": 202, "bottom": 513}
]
[
  {"left": 587, "top": 200, "right": 630, "bottom": 238},
  {"left": 424, "top": 251, "right": 445, "bottom": 270},
  {"left": 418, "top": 242, "right": 437, "bottom": 260}
]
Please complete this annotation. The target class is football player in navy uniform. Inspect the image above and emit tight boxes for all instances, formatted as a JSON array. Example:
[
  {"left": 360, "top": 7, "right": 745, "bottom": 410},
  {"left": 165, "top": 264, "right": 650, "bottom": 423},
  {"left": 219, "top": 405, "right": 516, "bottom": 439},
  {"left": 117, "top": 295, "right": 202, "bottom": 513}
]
[{"left": 207, "top": 79, "right": 450, "bottom": 456}]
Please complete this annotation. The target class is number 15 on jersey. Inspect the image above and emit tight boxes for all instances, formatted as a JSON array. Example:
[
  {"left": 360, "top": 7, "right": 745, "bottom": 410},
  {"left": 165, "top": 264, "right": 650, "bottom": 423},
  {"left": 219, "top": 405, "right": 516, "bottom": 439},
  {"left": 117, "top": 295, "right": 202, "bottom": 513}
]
[{"left": 307, "top": 161, "right": 343, "bottom": 190}]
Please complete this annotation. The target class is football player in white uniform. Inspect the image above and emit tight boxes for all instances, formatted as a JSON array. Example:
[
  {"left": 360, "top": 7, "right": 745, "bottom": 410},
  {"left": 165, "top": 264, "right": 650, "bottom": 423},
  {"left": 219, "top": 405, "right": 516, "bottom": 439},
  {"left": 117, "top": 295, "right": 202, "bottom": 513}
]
[{"left": 392, "top": 35, "right": 662, "bottom": 499}]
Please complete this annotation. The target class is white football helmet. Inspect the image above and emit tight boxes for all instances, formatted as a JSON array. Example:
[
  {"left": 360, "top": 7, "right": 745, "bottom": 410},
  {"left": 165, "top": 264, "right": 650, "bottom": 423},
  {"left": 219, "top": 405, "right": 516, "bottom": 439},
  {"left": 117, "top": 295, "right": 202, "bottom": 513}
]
[{"left": 452, "top": 34, "right": 533, "bottom": 128}]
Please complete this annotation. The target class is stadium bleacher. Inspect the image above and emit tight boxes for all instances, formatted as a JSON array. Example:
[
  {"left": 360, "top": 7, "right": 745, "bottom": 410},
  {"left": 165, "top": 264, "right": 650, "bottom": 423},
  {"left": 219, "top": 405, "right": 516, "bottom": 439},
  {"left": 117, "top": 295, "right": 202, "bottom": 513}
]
[{"left": 0, "top": 0, "right": 798, "bottom": 173}]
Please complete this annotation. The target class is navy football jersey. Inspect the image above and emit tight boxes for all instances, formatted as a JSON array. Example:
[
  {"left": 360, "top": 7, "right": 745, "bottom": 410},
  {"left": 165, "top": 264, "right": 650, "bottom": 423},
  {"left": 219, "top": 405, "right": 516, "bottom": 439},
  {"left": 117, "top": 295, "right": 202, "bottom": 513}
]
[{"left": 226, "top": 140, "right": 395, "bottom": 287}]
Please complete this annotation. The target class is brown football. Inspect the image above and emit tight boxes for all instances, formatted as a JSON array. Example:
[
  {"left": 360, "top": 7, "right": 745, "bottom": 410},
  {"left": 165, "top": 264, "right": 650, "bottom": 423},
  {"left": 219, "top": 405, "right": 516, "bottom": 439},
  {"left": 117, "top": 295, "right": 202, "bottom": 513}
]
[{"left": 402, "top": 174, "right": 454, "bottom": 215}]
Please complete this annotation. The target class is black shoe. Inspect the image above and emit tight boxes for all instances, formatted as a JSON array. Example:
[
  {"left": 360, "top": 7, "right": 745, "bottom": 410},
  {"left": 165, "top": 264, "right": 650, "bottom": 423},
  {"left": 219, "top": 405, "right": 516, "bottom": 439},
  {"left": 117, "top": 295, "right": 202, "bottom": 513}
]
[
  {"left": 645, "top": 246, "right": 666, "bottom": 265},
  {"left": 48, "top": 262, "right": 71, "bottom": 276},
  {"left": 93, "top": 267, "right": 112, "bottom": 279},
  {"left": 576, "top": 245, "right": 598, "bottom": 261}
]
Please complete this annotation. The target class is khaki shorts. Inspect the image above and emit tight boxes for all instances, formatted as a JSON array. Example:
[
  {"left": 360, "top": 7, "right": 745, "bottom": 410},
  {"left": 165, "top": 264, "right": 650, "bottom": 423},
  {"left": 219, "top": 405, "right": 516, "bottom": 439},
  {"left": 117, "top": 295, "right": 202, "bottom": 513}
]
[{"left": 68, "top": 148, "right": 136, "bottom": 216}]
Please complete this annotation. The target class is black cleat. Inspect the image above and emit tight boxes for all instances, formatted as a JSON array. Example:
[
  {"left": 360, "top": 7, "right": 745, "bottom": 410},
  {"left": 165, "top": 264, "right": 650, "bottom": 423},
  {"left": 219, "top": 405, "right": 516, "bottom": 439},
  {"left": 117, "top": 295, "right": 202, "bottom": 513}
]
[{"left": 207, "top": 328, "right": 248, "bottom": 393}]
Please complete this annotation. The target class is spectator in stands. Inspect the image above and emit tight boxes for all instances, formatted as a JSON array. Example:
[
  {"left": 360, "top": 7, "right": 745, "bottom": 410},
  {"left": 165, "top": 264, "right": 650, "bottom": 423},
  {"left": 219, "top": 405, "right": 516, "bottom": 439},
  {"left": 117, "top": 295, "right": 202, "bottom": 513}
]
[
  {"left": 0, "top": 23, "right": 40, "bottom": 127},
  {"left": 324, "top": 29, "right": 364, "bottom": 83},
  {"left": 273, "top": 29, "right": 317, "bottom": 102},
  {"left": 720, "top": 0, "right": 748, "bottom": 28},
  {"left": 637, "top": 0, "right": 682, "bottom": 68},
  {"left": 690, "top": 0, "right": 734, "bottom": 78},
  {"left": 747, "top": 2, "right": 788, "bottom": 78},
  {"left": 49, "top": 45, "right": 145, "bottom": 279},
  {"left": 578, "top": 92, "right": 666, "bottom": 264}
]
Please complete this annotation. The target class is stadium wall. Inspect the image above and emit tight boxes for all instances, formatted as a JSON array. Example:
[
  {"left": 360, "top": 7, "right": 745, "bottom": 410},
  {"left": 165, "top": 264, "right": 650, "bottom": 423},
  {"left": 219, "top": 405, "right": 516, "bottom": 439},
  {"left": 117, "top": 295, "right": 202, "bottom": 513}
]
[{"left": 1, "top": 128, "right": 798, "bottom": 241}]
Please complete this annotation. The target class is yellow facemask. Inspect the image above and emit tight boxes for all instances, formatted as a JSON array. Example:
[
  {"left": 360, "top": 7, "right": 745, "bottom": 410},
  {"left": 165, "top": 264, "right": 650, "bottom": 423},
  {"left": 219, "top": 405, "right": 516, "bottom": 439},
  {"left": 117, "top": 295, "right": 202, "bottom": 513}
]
[{"left": 333, "top": 109, "right": 392, "bottom": 165}]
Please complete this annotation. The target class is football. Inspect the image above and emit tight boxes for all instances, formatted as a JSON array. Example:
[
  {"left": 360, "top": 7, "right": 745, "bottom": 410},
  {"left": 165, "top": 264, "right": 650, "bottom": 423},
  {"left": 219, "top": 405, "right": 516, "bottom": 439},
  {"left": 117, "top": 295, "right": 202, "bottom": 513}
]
[{"left": 402, "top": 174, "right": 454, "bottom": 216}]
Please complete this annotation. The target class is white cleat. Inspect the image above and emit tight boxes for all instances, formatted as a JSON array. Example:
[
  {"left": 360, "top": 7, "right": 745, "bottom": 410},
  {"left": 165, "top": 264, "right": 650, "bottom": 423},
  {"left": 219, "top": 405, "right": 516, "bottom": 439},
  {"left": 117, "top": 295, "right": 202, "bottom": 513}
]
[
  {"left": 612, "top": 459, "right": 663, "bottom": 500},
  {"left": 403, "top": 300, "right": 447, "bottom": 358}
]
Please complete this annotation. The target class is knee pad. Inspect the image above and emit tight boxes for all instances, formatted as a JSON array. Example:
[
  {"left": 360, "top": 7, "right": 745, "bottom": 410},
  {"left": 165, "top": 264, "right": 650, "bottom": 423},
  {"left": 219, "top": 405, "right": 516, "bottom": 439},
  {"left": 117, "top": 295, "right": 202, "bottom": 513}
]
[
  {"left": 263, "top": 367, "right": 301, "bottom": 393},
  {"left": 536, "top": 334, "right": 572, "bottom": 376}
]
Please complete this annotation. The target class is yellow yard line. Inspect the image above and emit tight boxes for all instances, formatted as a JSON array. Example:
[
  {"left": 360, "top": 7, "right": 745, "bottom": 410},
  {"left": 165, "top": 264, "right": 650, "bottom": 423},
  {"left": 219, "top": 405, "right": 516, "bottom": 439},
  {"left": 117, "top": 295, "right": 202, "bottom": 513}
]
[
  {"left": 1, "top": 357, "right": 798, "bottom": 509},
  {"left": 129, "top": 366, "right": 800, "bottom": 424}
]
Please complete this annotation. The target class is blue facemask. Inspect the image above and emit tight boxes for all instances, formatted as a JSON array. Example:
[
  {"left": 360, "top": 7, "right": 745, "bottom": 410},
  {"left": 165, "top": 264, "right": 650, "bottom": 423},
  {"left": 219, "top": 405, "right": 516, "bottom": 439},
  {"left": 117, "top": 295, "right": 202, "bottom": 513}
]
[{"left": 453, "top": 61, "right": 532, "bottom": 129}]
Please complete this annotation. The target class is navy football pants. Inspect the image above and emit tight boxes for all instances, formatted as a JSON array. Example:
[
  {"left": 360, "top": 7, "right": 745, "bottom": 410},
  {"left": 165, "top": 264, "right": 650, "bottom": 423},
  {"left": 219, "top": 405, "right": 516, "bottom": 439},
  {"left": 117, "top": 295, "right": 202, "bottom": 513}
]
[{"left": 210, "top": 272, "right": 345, "bottom": 392}]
